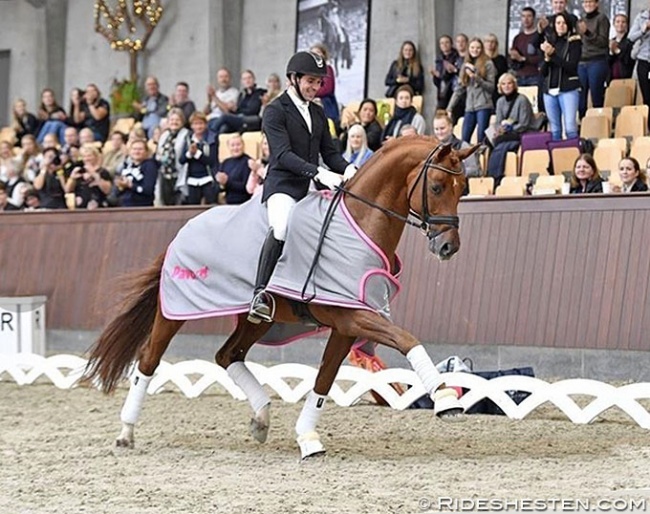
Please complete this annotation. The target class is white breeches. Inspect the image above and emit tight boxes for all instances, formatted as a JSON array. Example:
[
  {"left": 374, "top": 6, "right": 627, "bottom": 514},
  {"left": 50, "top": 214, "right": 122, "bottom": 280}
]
[{"left": 267, "top": 193, "right": 297, "bottom": 241}]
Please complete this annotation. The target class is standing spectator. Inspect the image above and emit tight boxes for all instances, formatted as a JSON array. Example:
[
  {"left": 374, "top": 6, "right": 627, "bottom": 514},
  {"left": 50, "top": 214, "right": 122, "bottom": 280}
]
[
  {"left": 155, "top": 108, "right": 190, "bottom": 205},
  {"left": 538, "top": 0, "right": 579, "bottom": 42},
  {"left": 484, "top": 33, "right": 509, "bottom": 101},
  {"left": 570, "top": 153, "right": 603, "bottom": 193},
  {"left": 540, "top": 13, "right": 582, "bottom": 141},
  {"left": 11, "top": 99, "right": 39, "bottom": 145},
  {"left": 509, "top": 7, "right": 542, "bottom": 86},
  {"left": 205, "top": 68, "right": 239, "bottom": 139},
  {"left": 447, "top": 38, "right": 497, "bottom": 144},
  {"left": 64, "top": 144, "right": 112, "bottom": 209},
  {"left": 342, "top": 124, "right": 373, "bottom": 167},
  {"left": 609, "top": 14, "right": 635, "bottom": 80},
  {"left": 432, "top": 113, "right": 480, "bottom": 178},
  {"left": 576, "top": 0, "right": 610, "bottom": 116},
  {"left": 611, "top": 157, "right": 649, "bottom": 192},
  {"left": 133, "top": 76, "right": 169, "bottom": 139},
  {"left": 455, "top": 33, "right": 469, "bottom": 61},
  {"left": 451, "top": 33, "right": 470, "bottom": 123},
  {"left": 629, "top": 6, "right": 650, "bottom": 128},
  {"left": 0, "top": 183, "right": 20, "bottom": 212},
  {"left": 115, "top": 139, "right": 158, "bottom": 207},
  {"left": 246, "top": 134, "right": 269, "bottom": 198},
  {"left": 311, "top": 44, "right": 341, "bottom": 128},
  {"left": 36, "top": 89, "right": 67, "bottom": 145},
  {"left": 207, "top": 70, "right": 266, "bottom": 140},
  {"left": 72, "top": 84, "right": 110, "bottom": 143},
  {"left": 215, "top": 134, "right": 252, "bottom": 205},
  {"left": 32, "top": 147, "right": 67, "bottom": 209},
  {"left": 430, "top": 35, "right": 460, "bottom": 111},
  {"left": 340, "top": 98, "right": 382, "bottom": 151},
  {"left": 381, "top": 85, "right": 426, "bottom": 141},
  {"left": 67, "top": 88, "right": 85, "bottom": 130},
  {"left": 384, "top": 41, "right": 424, "bottom": 98},
  {"left": 169, "top": 82, "right": 196, "bottom": 125},
  {"left": 179, "top": 111, "right": 217, "bottom": 205},
  {"left": 102, "top": 131, "right": 128, "bottom": 176}
]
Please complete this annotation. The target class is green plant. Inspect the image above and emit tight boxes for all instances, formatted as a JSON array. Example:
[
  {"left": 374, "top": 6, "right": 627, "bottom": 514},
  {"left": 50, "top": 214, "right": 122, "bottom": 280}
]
[{"left": 110, "top": 79, "right": 140, "bottom": 116}]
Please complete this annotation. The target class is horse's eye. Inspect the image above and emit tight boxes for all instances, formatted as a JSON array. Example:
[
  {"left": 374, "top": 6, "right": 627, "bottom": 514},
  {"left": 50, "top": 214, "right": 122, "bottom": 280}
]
[{"left": 430, "top": 183, "right": 443, "bottom": 195}]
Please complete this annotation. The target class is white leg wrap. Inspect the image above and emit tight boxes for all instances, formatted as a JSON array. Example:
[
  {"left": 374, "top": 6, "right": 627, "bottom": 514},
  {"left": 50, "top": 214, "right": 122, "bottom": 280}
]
[
  {"left": 295, "top": 390, "right": 327, "bottom": 436},
  {"left": 120, "top": 367, "right": 153, "bottom": 425},
  {"left": 227, "top": 361, "right": 271, "bottom": 414},
  {"left": 406, "top": 345, "right": 444, "bottom": 395}
]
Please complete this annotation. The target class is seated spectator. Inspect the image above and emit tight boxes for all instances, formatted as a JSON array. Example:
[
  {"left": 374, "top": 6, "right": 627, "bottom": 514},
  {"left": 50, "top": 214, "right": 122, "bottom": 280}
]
[
  {"left": 179, "top": 111, "right": 217, "bottom": 205},
  {"left": 340, "top": 98, "right": 382, "bottom": 151},
  {"left": 0, "top": 141, "right": 14, "bottom": 182},
  {"left": 64, "top": 144, "right": 112, "bottom": 209},
  {"left": 432, "top": 113, "right": 480, "bottom": 178},
  {"left": 79, "top": 128, "right": 96, "bottom": 147},
  {"left": 36, "top": 88, "right": 67, "bottom": 145},
  {"left": 609, "top": 13, "right": 635, "bottom": 80},
  {"left": 509, "top": 7, "right": 542, "bottom": 87},
  {"left": 246, "top": 133, "right": 269, "bottom": 197},
  {"left": 133, "top": 76, "right": 169, "bottom": 139},
  {"left": 486, "top": 73, "right": 535, "bottom": 183},
  {"left": 447, "top": 37, "right": 496, "bottom": 144},
  {"left": 115, "top": 139, "right": 158, "bottom": 207},
  {"left": 20, "top": 135, "right": 41, "bottom": 182},
  {"left": 11, "top": 99, "right": 39, "bottom": 145},
  {"left": 74, "top": 84, "right": 111, "bottom": 143},
  {"left": 207, "top": 70, "right": 266, "bottom": 140},
  {"left": 311, "top": 44, "right": 340, "bottom": 128},
  {"left": 32, "top": 147, "right": 67, "bottom": 209},
  {"left": 61, "top": 126, "right": 80, "bottom": 155},
  {"left": 540, "top": 13, "right": 581, "bottom": 141},
  {"left": 484, "top": 33, "right": 509, "bottom": 103},
  {"left": 430, "top": 35, "right": 460, "bottom": 111},
  {"left": 102, "top": 131, "right": 128, "bottom": 176},
  {"left": 384, "top": 40, "right": 424, "bottom": 98},
  {"left": 169, "top": 81, "right": 197, "bottom": 125},
  {"left": 570, "top": 153, "right": 603, "bottom": 194},
  {"left": 381, "top": 85, "right": 425, "bottom": 141},
  {"left": 0, "top": 182, "right": 20, "bottom": 212},
  {"left": 261, "top": 73, "right": 282, "bottom": 114},
  {"left": 156, "top": 107, "right": 190, "bottom": 205},
  {"left": 23, "top": 189, "right": 44, "bottom": 211},
  {"left": 42, "top": 133, "right": 60, "bottom": 150},
  {"left": 611, "top": 157, "right": 649, "bottom": 192},
  {"left": 215, "top": 134, "right": 252, "bottom": 205},
  {"left": 342, "top": 124, "right": 374, "bottom": 167},
  {"left": 399, "top": 124, "right": 418, "bottom": 137},
  {"left": 3, "top": 157, "right": 27, "bottom": 208},
  {"left": 204, "top": 68, "right": 239, "bottom": 133},
  {"left": 66, "top": 88, "right": 85, "bottom": 130}
]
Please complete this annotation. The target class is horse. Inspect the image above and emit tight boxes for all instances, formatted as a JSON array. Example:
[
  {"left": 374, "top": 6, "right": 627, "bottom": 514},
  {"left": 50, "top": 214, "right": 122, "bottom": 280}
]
[
  {"left": 319, "top": 7, "right": 352, "bottom": 75},
  {"left": 81, "top": 136, "right": 479, "bottom": 460}
]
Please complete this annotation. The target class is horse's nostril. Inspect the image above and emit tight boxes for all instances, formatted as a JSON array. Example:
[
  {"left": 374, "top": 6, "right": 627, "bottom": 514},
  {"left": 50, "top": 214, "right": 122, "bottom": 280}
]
[{"left": 440, "top": 243, "right": 452, "bottom": 257}]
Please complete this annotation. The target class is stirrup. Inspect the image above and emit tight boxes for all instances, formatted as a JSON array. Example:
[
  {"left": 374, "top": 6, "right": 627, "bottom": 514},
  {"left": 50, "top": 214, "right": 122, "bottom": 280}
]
[{"left": 247, "top": 291, "right": 275, "bottom": 324}]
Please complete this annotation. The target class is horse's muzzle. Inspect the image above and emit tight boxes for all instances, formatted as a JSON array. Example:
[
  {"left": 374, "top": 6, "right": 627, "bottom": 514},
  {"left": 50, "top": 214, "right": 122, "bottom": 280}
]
[{"left": 429, "top": 228, "right": 460, "bottom": 260}]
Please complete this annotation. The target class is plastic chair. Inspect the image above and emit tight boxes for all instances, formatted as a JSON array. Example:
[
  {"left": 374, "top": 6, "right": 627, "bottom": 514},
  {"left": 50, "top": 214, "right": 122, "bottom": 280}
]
[
  {"left": 533, "top": 174, "right": 565, "bottom": 194},
  {"left": 597, "top": 137, "right": 627, "bottom": 155},
  {"left": 580, "top": 115, "right": 611, "bottom": 141},
  {"left": 629, "top": 145, "right": 650, "bottom": 168},
  {"left": 495, "top": 182, "right": 526, "bottom": 196},
  {"left": 504, "top": 152, "right": 519, "bottom": 177},
  {"left": 620, "top": 105, "right": 649, "bottom": 129},
  {"left": 520, "top": 149, "right": 550, "bottom": 177},
  {"left": 585, "top": 107, "right": 614, "bottom": 122},
  {"left": 242, "top": 131, "right": 263, "bottom": 159},
  {"left": 468, "top": 177, "right": 494, "bottom": 196},
  {"left": 518, "top": 86, "right": 539, "bottom": 113},
  {"left": 593, "top": 146, "right": 624, "bottom": 173},
  {"left": 604, "top": 85, "right": 634, "bottom": 109},
  {"left": 551, "top": 147, "right": 580, "bottom": 175},
  {"left": 614, "top": 110, "right": 646, "bottom": 140},
  {"left": 610, "top": 78, "right": 637, "bottom": 103},
  {"left": 218, "top": 133, "right": 239, "bottom": 162},
  {"left": 412, "top": 95, "right": 423, "bottom": 113},
  {"left": 112, "top": 117, "right": 136, "bottom": 135}
]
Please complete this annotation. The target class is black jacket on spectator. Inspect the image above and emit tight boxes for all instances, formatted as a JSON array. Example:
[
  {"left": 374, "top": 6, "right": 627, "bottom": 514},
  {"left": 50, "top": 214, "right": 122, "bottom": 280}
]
[
  {"left": 220, "top": 154, "right": 252, "bottom": 205},
  {"left": 39, "top": 172, "right": 67, "bottom": 209},
  {"left": 609, "top": 36, "right": 635, "bottom": 79},
  {"left": 541, "top": 34, "right": 582, "bottom": 93},
  {"left": 81, "top": 98, "right": 111, "bottom": 142},
  {"left": 118, "top": 158, "right": 158, "bottom": 207},
  {"left": 628, "top": 178, "right": 649, "bottom": 192},
  {"left": 15, "top": 113, "right": 39, "bottom": 144},
  {"left": 385, "top": 60, "right": 424, "bottom": 97},
  {"left": 570, "top": 177, "right": 603, "bottom": 194}
]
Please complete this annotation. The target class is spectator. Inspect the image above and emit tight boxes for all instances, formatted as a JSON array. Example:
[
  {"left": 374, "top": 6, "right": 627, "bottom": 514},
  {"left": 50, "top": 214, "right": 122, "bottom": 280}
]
[
  {"left": 246, "top": 133, "right": 269, "bottom": 197},
  {"left": 169, "top": 81, "right": 196, "bottom": 125},
  {"left": 311, "top": 44, "right": 340, "bottom": 128},
  {"left": 384, "top": 40, "right": 424, "bottom": 98},
  {"left": 455, "top": 33, "right": 469, "bottom": 61},
  {"left": 102, "top": 131, "right": 128, "bottom": 176},
  {"left": 64, "top": 144, "right": 112, "bottom": 209},
  {"left": 36, "top": 89, "right": 67, "bottom": 145},
  {"left": 66, "top": 88, "right": 85, "bottom": 130},
  {"left": 576, "top": 0, "right": 610, "bottom": 116},
  {"left": 342, "top": 123, "right": 373, "bottom": 167},
  {"left": 115, "top": 139, "right": 158, "bottom": 207},
  {"left": 32, "top": 147, "right": 67, "bottom": 209},
  {"left": 447, "top": 37, "right": 496, "bottom": 144},
  {"left": 205, "top": 68, "right": 239, "bottom": 137},
  {"left": 0, "top": 182, "right": 20, "bottom": 212},
  {"left": 340, "top": 98, "right": 382, "bottom": 151},
  {"left": 609, "top": 14, "right": 635, "bottom": 80},
  {"left": 629, "top": 6, "right": 650, "bottom": 127},
  {"left": 11, "top": 99, "right": 39, "bottom": 145},
  {"left": 215, "top": 133, "right": 252, "bottom": 205},
  {"left": 179, "top": 111, "right": 217, "bottom": 205},
  {"left": 486, "top": 73, "right": 535, "bottom": 183},
  {"left": 399, "top": 124, "right": 418, "bottom": 137},
  {"left": 23, "top": 189, "right": 44, "bottom": 211},
  {"left": 3, "top": 157, "right": 27, "bottom": 208},
  {"left": 430, "top": 35, "right": 460, "bottom": 111},
  {"left": 156, "top": 108, "right": 191, "bottom": 205},
  {"left": 509, "top": 7, "right": 542, "bottom": 86},
  {"left": 538, "top": 0, "right": 579, "bottom": 42},
  {"left": 19, "top": 135, "right": 41, "bottom": 182},
  {"left": 73, "top": 84, "right": 111, "bottom": 143},
  {"left": 381, "top": 85, "right": 426, "bottom": 141},
  {"left": 133, "top": 76, "right": 169, "bottom": 139},
  {"left": 484, "top": 33, "right": 509, "bottom": 101},
  {"left": 611, "top": 157, "right": 649, "bottom": 192},
  {"left": 78, "top": 128, "right": 96, "bottom": 147},
  {"left": 261, "top": 73, "right": 282, "bottom": 113},
  {"left": 207, "top": 69, "right": 266, "bottom": 140},
  {"left": 42, "top": 133, "right": 60, "bottom": 150},
  {"left": 570, "top": 153, "right": 603, "bottom": 193},
  {"left": 61, "top": 126, "right": 80, "bottom": 155},
  {"left": 432, "top": 113, "right": 480, "bottom": 178},
  {"left": 0, "top": 141, "right": 14, "bottom": 182},
  {"left": 450, "top": 33, "right": 470, "bottom": 123},
  {"left": 540, "top": 12, "right": 582, "bottom": 141}
]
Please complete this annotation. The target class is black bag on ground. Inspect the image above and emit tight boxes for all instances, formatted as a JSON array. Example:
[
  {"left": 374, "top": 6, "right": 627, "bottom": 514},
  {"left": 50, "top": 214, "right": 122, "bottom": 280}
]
[{"left": 465, "top": 366, "right": 535, "bottom": 415}]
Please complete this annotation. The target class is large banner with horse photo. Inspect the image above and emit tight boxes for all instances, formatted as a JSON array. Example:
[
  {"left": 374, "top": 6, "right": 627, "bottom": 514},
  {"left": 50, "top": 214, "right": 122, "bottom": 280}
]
[{"left": 295, "top": 0, "right": 371, "bottom": 107}]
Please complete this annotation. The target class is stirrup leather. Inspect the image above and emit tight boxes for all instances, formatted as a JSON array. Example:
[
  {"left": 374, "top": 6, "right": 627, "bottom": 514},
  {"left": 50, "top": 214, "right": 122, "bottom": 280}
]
[{"left": 247, "top": 291, "right": 275, "bottom": 323}]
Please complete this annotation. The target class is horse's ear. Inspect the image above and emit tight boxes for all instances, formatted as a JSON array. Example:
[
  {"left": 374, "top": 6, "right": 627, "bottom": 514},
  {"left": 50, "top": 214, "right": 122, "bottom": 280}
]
[
  {"left": 455, "top": 144, "right": 481, "bottom": 160},
  {"left": 437, "top": 143, "right": 453, "bottom": 158}
]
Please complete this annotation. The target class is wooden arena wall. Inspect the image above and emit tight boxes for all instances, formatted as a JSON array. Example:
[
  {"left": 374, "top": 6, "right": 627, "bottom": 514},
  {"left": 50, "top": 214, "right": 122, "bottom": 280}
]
[{"left": 1, "top": 194, "right": 649, "bottom": 351}]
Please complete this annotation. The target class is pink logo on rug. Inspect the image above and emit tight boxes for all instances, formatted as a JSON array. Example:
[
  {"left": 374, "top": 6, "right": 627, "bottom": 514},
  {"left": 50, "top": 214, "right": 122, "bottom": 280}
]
[{"left": 172, "top": 266, "right": 209, "bottom": 280}]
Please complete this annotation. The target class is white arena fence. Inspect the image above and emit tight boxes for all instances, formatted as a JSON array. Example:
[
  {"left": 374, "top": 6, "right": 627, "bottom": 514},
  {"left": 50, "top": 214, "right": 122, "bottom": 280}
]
[{"left": 2, "top": 353, "right": 650, "bottom": 429}]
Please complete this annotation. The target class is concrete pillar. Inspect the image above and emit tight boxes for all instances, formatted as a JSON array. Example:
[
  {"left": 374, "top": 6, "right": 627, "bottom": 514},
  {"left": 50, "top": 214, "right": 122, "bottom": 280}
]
[
  {"left": 209, "top": 0, "right": 244, "bottom": 82},
  {"left": 44, "top": 0, "right": 68, "bottom": 100}
]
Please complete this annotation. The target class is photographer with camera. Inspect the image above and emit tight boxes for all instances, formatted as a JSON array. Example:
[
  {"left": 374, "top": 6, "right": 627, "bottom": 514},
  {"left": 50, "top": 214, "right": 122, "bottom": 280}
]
[
  {"left": 64, "top": 144, "right": 112, "bottom": 210},
  {"left": 33, "top": 147, "right": 67, "bottom": 209},
  {"left": 72, "top": 84, "right": 110, "bottom": 143}
]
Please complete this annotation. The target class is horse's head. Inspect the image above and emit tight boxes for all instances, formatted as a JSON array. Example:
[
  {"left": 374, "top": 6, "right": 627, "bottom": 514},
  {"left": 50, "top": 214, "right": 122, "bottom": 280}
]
[{"left": 406, "top": 141, "right": 479, "bottom": 260}]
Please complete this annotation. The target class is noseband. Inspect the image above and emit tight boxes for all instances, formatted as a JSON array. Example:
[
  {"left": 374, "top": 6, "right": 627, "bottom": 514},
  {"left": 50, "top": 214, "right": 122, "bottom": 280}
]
[{"left": 341, "top": 143, "right": 463, "bottom": 240}]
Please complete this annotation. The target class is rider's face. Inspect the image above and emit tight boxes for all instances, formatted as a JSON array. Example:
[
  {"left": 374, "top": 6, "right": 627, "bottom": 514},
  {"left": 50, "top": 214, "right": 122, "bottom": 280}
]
[{"left": 297, "top": 75, "right": 323, "bottom": 101}]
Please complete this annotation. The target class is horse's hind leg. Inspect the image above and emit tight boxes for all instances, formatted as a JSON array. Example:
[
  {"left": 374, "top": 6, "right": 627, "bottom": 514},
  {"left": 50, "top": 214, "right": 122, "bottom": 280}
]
[
  {"left": 116, "top": 305, "right": 184, "bottom": 448},
  {"left": 215, "top": 314, "right": 274, "bottom": 443},
  {"left": 295, "top": 330, "right": 355, "bottom": 460}
]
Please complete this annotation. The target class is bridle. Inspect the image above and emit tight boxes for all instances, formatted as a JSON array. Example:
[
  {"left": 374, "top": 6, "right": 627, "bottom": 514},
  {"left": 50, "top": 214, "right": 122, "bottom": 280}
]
[{"left": 340, "top": 143, "right": 464, "bottom": 240}]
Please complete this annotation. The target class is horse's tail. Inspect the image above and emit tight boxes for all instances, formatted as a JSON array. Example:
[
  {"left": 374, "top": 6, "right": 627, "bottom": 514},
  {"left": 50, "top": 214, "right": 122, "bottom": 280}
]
[{"left": 81, "top": 253, "right": 165, "bottom": 393}]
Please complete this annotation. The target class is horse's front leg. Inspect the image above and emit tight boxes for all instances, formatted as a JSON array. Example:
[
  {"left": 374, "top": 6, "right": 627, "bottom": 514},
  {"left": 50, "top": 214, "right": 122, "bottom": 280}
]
[{"left": 295, "top": 329, "right": 355, "bottom": 460}]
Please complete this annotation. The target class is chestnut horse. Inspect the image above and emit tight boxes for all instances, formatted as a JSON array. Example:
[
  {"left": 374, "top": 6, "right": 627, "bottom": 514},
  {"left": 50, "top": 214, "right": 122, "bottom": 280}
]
[{"left": 82, "top": 137, "right": 478, "bottom": 459}]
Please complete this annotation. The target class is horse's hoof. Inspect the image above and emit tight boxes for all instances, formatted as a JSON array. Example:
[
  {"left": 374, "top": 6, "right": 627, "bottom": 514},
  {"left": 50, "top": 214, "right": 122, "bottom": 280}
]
[
  {"left": 249, "top": 404, "right": 270, "bottom": 443},
  {"left": 297, "top": 431, "right": 326, "bottom": 460},
  {"left": 433, "top": 387, "right": 464, "bottom": 419},
  {"left": 115, "top": 437, "right": 134, "bottom": 449}
]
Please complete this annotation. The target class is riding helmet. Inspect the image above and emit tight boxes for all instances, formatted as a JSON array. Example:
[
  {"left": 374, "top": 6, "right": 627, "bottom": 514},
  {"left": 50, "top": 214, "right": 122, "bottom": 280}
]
[{"left": 286, "top": 51, "right": 327, "bottom": 78}]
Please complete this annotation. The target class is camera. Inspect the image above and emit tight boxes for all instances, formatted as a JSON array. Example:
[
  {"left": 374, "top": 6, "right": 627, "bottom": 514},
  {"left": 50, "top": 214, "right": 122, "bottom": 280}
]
[{"left": 52, "top": 154, "right": 61, "bottom": 166}]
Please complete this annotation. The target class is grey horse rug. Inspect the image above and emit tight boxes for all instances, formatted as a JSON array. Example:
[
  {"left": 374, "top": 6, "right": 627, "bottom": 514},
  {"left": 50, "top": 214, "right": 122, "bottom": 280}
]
[{"left": 160, "top": 191, "right": 401, "bottom": 343}]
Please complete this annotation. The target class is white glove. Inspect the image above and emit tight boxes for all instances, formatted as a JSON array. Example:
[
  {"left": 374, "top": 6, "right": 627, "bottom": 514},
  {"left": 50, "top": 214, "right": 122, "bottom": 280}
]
[
  {"left": 343, "top": 164, "right": 358, "bottom": 181},
  {"left": 314, "top": 166, "right": 343, "bottom": 190}
]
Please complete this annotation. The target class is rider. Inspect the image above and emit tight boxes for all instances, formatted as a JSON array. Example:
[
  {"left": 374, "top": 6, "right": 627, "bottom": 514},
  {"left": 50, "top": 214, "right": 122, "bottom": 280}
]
[{"left": 248, "top": 50, "right": 357, "bottom": 323}]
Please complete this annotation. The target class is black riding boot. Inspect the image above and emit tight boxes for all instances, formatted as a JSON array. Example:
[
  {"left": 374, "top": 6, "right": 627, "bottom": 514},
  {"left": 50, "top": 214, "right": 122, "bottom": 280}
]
[{"left": 248, "top": 230, "right": 285, "bottom": 324}]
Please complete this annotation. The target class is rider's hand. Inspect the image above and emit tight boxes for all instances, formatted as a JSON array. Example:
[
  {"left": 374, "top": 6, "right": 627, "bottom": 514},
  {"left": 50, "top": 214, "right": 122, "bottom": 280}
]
[
  {"left": 343, "top": 164, "right": 358, "bottom": 181},
  {"left": 314, "top": 166, "right": 343, "bottom": 190}
]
